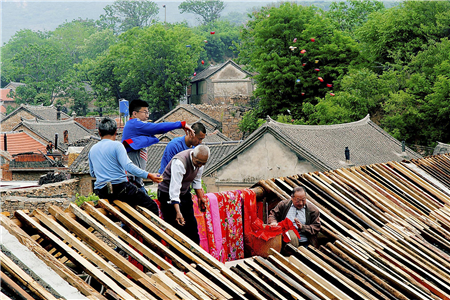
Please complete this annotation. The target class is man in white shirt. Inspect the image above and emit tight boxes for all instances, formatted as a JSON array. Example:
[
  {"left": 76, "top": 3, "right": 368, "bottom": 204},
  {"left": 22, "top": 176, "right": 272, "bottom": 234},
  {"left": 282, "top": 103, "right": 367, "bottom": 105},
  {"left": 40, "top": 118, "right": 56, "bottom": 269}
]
[{"left": 157, "top": 145, "right": 210, "bottom": 244}]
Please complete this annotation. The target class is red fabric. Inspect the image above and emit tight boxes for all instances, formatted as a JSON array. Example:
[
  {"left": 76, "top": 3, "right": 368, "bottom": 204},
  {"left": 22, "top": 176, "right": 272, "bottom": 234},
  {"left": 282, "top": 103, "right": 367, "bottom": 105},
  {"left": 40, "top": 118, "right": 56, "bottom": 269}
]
[
  {"left": 224, "top": 190, "right": 244, "bottom": 261},
  {"left": 203, "top": 194, "right": 220, "bottom": 261},
  {"left": 181, "top": 121, "right": 186, "bottom": 128},
  {"left": 127, "top": 229, "right": 144, "bottom": 276},
  {"left": 216, "top": 192, "right": 229, "bottom": 262},
  {"left": 250, "top": 218, "right": 300, "bottom": 243},
  {"left": 124, "top": 138, "right": 134, "bottom": 145}
]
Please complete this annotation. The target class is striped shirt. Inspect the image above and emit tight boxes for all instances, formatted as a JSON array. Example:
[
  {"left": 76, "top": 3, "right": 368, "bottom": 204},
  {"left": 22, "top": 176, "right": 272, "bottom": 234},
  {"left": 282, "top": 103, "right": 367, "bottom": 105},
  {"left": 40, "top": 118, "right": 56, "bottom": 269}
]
[{"left": 285, "top": 204, "right": 308, "bottom": 242}]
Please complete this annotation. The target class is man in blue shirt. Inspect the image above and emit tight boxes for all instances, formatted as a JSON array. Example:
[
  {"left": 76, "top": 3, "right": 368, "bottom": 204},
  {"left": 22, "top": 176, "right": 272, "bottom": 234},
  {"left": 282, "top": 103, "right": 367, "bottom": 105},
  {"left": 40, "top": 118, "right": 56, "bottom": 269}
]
[
  {"left": 122, "top": 99, "right": 194, "bottom": 191},
  {"left": 158, "top": 122, "right": 206, "bottom": 174},
  {"left": 89, "top": 117, "right": 162, "bottom": 215}
]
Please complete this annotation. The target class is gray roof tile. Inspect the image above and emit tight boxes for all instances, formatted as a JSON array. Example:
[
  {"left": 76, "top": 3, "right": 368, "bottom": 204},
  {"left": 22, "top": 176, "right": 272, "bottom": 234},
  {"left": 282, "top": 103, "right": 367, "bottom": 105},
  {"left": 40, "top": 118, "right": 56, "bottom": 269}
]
[
  {"left": 155, "top": 104, "right": 221, "bottom": 129},
  {"left": 13, "top": 118, "right": 92, "bottom": 152},
  {"left": 158, "top": 127, "right": 230, "bottom": 143},
  {"left": 433, "top": 142, "right": 450, "bottom": 155},
  {"left": 204, "top": 115, "right": 422, "bottom": 176},
  {"left": 190, "top": 60, "right": 253, "bottom": 83}
]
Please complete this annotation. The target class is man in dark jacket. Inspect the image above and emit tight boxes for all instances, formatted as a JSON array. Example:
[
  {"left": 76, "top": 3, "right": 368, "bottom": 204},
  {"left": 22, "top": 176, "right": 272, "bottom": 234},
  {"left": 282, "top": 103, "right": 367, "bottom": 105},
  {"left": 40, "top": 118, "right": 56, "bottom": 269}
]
[{"left": 268, "top": 186, "right": 321, "bottom": 248}]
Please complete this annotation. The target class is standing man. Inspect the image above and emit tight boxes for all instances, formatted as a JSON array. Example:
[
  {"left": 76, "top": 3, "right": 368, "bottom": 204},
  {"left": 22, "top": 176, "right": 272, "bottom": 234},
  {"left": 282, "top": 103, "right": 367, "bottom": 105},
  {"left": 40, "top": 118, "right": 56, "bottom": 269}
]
[
  {"left": 158, "top": 122, "right": 207, "bottom": 174},
  {"left": 122, "top": 100, "right": 194, "bottom": 192},
  {"left": 89, "top": 117, "right": 162, "bottom": 215},
  {"left": 157, "top": 145, "right": 210, "bottom": 244},
  {"left": 268, "top": 186, "right": 321, "bottom": 248}
]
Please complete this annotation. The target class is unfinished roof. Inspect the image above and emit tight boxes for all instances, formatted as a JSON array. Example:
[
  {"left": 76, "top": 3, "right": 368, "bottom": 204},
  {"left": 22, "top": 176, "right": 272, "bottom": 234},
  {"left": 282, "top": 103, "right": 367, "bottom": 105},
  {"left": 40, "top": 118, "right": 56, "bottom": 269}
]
[
  {"left": 155, "top": 104, "right": 221, "bottom": 130},
  {"left": 205, "top": 115, "right": 422, "bottom": 176},
  {"left": 4, "top": 154, "right": 450, "bottom": 300},
  {"left": 13, "top": 118, "right": 92, "bottom": 152},
  {"left": 0, "top": 132, "right": 47, "bottom": 155},
  {"left": 190, "top": 60, "right": 253, "bottom": 83}
]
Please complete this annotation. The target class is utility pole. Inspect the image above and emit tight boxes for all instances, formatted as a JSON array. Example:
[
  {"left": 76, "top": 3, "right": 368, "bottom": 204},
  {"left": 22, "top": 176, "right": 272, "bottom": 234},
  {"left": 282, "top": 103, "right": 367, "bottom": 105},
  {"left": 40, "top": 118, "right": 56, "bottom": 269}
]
[{"left": 163, "top": 4, "right": 166, "bottom": 23}]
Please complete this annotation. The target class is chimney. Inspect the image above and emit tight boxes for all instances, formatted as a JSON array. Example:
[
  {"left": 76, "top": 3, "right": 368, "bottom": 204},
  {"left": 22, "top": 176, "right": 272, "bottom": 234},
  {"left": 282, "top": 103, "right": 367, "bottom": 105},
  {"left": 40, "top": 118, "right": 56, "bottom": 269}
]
[
  {"left": 57, "top": 105, "right": 61, "bottom": 120},
  {"left": 55, "top": 133, "right": 58, "bottom": 150},
  {"left": 401, "top": 140, "right": 408, "bottom": 159},
  {"left": 345, "top": 146, "right": 354, "bottom": 166},
  {"left": 3, "top": 134, "right": 7, "bottom": 151}
]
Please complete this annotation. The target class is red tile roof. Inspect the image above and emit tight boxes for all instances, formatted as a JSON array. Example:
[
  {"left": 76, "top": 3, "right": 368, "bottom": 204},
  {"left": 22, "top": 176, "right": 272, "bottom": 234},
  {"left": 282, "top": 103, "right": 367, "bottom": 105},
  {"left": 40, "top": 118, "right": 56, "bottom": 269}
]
[
  {"left": 0, "top": 132, "right": 47, "bottom": 155},
  {"left": 0, "top": 89, "right": 14, "bottom": 102},
  {"left": 0, "top": 105, "right": 6, "bottom": 113}
]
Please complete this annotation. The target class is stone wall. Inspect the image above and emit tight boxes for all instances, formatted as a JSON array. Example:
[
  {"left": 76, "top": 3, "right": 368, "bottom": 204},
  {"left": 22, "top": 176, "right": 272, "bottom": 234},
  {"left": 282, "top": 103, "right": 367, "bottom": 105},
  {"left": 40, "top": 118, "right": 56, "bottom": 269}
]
[
  {"left": 0, "top": 179, "right": 79, "bottom": 216},
  {"left": 192, "top": 104, "right": 250, "bottom": 140},
  {"left": 1, "top": 110, "right": 35, "bottom": 132},
  {"left": 11, "top": 168, "right": 68, "bottom": 181},
  {"left": 162, "top": 108, "right": 218, "bottom": 130}
]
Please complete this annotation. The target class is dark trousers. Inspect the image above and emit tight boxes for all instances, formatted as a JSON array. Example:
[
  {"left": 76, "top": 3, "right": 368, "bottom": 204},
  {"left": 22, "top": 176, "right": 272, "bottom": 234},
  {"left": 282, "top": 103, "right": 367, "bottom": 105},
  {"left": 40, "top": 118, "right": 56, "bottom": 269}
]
[
  {"left": 94, "top": 182, "right": 159, "bottom": 216},
  {"left": 158, "top": 189, "right": 200, "bottom": 245}
]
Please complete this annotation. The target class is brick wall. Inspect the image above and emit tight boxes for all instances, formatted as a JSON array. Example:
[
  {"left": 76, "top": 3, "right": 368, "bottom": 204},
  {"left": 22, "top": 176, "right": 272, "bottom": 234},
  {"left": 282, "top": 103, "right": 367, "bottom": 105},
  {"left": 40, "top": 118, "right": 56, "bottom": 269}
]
[{"left": 74, "top": 117, "right": 97, "bottom": 130}]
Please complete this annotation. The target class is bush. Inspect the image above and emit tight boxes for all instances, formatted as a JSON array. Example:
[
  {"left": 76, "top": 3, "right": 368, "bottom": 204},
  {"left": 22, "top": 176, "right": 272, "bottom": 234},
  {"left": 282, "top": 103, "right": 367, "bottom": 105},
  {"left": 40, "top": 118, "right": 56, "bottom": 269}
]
[{"left": 75, "top": 193, "right": 99, "bottom": 206}]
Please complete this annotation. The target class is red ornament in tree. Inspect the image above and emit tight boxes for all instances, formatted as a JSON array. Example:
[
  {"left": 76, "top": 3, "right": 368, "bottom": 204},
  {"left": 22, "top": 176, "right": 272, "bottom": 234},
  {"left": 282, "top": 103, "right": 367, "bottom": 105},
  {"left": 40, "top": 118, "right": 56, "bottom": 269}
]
[
  {"left": 318, "top": 77, "right": 324, "bottom": 82},
  {"left": 201, "top": 60, "right": 205, "bottom": 65},
  {"left": 194, "top": 72, "right": 197, "bottom": 76},
  {"left": 311, "top": 38, "right": 315, "bottom": 42},
  {"left": 210, "top": 31, "right": 215, "bottom": 34},
  {"left": 327, "top": 83, "right": 333, "bottom": 87},
  {"left": 330, "top": 93, "right": 335, "bottom": 96}
]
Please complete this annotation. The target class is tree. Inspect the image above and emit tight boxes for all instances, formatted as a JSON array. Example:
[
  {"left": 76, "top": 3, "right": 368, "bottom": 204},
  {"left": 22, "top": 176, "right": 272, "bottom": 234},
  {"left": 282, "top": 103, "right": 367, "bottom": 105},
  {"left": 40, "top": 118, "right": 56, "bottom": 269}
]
[
  {"left": 193, "top": 20, "right": 241, "bottom": 63},
  {"left": 356, "top": 1, "right": 450, "bottom": 65},
  {"left": 1, "top": 29, "right": 49, "bottom": 86},
  {"left": 51, "top": 19, "right": 99, "bottom": 64},
  {"left": 179, "top": 0, "right": 225, "bottom": 25},
  {"left": 238, "top": 2, "right": 361, "bottom": 119},
  {"left": 88, "top": 24, "right": 204, "bottom": 114},
  {"left": 98, "top": 0, "right": 159, "bottom": 34},
  {"left": 7, "top": 43, "right": 73, "bottom": 105},
  {"left": 327, "top": 0, "right": 384, "bottom": 33}
]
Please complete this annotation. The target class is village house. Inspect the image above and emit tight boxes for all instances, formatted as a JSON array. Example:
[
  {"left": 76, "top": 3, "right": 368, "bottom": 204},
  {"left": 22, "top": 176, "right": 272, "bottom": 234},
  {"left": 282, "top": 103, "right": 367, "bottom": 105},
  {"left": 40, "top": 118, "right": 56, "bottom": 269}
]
[
  {"left": 433, "top": 141, "right": 450, "bottom": 155},
  {"left": 189, "top": 59, "right": 255, "bottom": 105}
]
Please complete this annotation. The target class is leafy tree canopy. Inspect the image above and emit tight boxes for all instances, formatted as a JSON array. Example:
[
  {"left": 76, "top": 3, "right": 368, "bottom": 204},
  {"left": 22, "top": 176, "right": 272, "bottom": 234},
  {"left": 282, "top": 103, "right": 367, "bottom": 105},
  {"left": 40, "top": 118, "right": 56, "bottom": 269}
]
[
  {"left": 98, "top": 0, "right": 159, "bottom": 34},
  {"left": 88, "top": 23, "right": 204, "bottom": 114},
  {"left": 238, "top": 2, "right": 361, "bottom": 120},
  {"left": 356, "top": 1, "right": 450, "bottom": 65},
  {"left": 327, "top": 0, "right": 384, "bottom": 33},
  {"left": 179, "top": 0, "right": 225, "bottom": 25}
]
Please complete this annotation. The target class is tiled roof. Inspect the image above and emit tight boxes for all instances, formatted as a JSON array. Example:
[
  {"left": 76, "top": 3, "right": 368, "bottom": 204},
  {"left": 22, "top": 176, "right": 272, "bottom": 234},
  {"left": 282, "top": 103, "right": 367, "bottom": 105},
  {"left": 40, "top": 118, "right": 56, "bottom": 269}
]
[
  {"left": 145, "top": 141, "right": 242, "bottom": 173},
  {"left": 0, "top": 132, "right": 47, "bottom": 155},
  {"left": 13, "top": 118, "right": 92, "bottom": 152},
  {"left": 0, "top": 89, "right": 14, "bottom": 102},
  {"left": 433, "top": 141, "right": 450, "bottom": 155},
  {"left": 155, "top": 104, "right": 221, "bottom": 129},
  {"left": 190, "top": 60, "right": 253, "bottom": 83},
  {"left": 69, "top": 137, "right": 99, "bottom": 174},
  {"left": 158, "top": 127, "right": 230, "bottom": 143},
  {"left": 1, "top": 104, "right": 71, "bottom": 124},
  {"left": 25, "top": 104, "right": 70, "bottom": 120},
  {"left": 4, "top": 82, "right": 26, "bottom": 90},
  {"left": 204, "top": 115, "right": 422, "bottom": 176},
  {"left": 70, "top": 138, "right": 242, "bottom": 175},
  {"left": 1, "top": 105, "right": 6, "bottom": 113}
]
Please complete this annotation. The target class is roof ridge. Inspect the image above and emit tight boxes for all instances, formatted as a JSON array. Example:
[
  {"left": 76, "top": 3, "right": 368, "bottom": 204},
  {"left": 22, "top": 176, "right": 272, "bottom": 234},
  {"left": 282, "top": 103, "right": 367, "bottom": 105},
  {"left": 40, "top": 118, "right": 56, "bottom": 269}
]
[{"left": 268, "top": 114, "right": 371, "bottom": 130}]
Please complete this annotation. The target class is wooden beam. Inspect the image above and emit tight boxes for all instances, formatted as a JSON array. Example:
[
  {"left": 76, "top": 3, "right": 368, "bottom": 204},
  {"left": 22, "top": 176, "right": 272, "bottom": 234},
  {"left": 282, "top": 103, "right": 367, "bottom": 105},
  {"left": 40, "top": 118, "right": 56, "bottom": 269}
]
[
  {"left": 0, "top": 215, "right": 105, "bottom": 300},
  {"left": 31, "top": 208, "right": 154, "bottom": 300},
  {"left": 0, "top": 271, "right": 34, "bottom": 300},
  {"left": 0, "top": 252, "right": 58, "bottom": 300}
]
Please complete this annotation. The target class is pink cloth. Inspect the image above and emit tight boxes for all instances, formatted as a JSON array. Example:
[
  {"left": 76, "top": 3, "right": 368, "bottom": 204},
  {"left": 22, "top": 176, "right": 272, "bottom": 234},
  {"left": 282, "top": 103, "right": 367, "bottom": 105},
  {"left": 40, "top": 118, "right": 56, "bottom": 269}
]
[
  {"left": 192, "top": 195, "right": 209, "bottom": 252},
  {"left": 205, "top": 193, "right": 223, "bottom": 261}
]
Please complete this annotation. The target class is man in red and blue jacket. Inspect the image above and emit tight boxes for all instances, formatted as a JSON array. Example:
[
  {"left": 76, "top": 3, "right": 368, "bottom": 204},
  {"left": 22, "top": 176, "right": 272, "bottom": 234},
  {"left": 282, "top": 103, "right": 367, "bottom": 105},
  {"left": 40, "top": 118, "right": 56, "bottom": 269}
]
[{"left": 122, "top": 100, "right": 194, "bottom": 191}]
